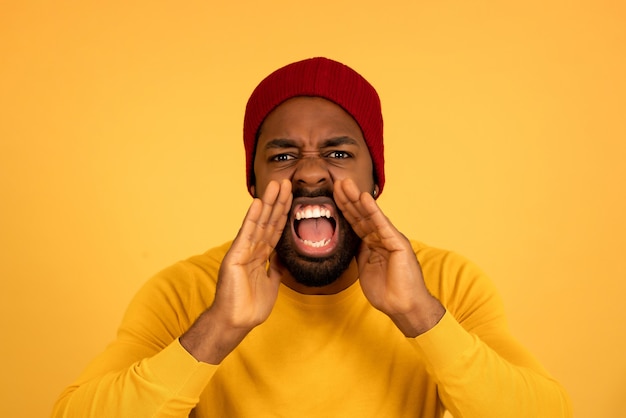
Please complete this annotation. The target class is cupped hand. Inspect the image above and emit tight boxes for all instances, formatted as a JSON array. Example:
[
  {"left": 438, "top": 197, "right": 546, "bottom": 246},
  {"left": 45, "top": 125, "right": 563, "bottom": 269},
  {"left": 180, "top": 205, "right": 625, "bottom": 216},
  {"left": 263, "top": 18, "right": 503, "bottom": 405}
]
[
  {"left": 181, "top": 179, "right": 292, "bottom": 363},
  {"left": 213, "top": 179, "right": 293, "bottom": 329},
  {"left": 333, "top": 178, "right": 444, "bottom": 337}
]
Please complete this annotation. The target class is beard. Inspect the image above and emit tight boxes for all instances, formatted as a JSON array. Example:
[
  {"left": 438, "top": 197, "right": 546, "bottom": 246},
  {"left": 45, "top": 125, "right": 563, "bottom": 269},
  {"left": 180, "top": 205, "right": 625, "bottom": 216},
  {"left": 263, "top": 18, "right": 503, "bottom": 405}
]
[{"left": 274, "top": 188, "right": 361, "bottom": 288}]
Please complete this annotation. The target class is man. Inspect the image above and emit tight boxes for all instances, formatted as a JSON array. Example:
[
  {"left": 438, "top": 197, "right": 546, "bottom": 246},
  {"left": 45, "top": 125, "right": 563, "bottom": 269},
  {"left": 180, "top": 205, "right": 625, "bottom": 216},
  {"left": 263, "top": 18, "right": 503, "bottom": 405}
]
[{"left": 52, "top": 57, "right": 572, "bottom": 417}]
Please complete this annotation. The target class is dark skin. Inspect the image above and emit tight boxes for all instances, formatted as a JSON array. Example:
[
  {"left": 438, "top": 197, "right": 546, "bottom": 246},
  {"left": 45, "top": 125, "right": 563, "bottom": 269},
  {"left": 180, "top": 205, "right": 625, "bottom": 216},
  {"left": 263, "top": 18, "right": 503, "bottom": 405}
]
[{"left": 180, "top": 97, "right": 445, "bottom": 364}]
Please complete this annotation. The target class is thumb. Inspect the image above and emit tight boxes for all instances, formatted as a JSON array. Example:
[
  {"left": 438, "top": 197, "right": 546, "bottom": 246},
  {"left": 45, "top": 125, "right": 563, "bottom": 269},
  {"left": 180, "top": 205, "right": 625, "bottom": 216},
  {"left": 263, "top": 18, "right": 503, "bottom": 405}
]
[
  {"left": 267, "top": 251, "right": 286, "bottom": 283},
  {"left": 355, "top": 241, "right": 373, "bottom": 271}
]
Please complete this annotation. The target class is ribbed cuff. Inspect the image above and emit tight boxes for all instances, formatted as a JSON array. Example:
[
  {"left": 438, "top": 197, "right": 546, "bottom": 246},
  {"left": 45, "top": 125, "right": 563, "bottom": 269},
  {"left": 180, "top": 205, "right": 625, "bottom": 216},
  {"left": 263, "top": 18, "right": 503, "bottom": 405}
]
[
  {"left": 146, "top": 338, "right": 218, "bottom": 398},
  {"left": 410, "top": 311, "right": 476, "bottom": 373}
]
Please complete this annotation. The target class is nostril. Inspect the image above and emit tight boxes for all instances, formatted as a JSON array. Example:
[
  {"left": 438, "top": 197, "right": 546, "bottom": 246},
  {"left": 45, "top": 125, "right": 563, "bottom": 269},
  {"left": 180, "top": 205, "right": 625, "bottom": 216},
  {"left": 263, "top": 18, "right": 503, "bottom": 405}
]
[{"left": 293, "top": 159, "right": 331, "bottom": 186}]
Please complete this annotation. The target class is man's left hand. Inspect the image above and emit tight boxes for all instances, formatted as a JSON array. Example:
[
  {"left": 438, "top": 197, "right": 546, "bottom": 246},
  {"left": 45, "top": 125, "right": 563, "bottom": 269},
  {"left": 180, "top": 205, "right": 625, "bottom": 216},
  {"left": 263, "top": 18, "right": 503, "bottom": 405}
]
[{"left": 333, "top": 178, "right": 445, "bottom": 337}]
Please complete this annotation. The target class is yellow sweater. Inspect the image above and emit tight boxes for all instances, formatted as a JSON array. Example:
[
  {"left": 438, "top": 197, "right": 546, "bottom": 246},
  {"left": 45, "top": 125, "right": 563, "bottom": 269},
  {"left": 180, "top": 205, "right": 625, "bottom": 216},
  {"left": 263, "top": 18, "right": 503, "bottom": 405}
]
[{"left": 52, "top": 241, "right": 572, "bottom": 417}]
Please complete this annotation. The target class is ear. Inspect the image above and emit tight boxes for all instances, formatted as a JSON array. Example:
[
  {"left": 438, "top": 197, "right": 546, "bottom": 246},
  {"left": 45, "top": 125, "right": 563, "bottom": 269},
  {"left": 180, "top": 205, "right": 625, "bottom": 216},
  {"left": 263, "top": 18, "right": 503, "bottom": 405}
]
[
  {"left": 249, "top": 185, "right": 256, "bottom": 198},
  {"left": 373, "top": 184, "right": 380, "bottom": 198}
]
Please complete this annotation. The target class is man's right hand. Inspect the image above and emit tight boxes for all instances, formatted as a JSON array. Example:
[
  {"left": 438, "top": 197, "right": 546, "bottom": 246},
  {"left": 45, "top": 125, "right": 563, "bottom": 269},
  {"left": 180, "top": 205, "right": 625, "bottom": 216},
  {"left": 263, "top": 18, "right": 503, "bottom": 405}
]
[{"left": 180, "top": 179, "right": 292, "bottom": 364}]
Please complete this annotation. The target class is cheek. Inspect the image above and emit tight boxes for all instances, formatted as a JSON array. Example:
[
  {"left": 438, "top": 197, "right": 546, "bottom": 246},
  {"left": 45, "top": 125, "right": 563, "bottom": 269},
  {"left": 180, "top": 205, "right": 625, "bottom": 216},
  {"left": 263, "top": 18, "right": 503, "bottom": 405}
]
[
  {"left": 252, "top": 164, "right": 292, "bottom": 198},
  {"left": 337, "top": 161, "right": 375, "bottom": 190},
  {"left": 255, "top": 157, "right": 300, "bottom": 181},
  {"left": 252, "top": 158, "right": 271, "bottom": 197},
  {"left": 360, "top": 160, "right": 376, "bottom": 190}
]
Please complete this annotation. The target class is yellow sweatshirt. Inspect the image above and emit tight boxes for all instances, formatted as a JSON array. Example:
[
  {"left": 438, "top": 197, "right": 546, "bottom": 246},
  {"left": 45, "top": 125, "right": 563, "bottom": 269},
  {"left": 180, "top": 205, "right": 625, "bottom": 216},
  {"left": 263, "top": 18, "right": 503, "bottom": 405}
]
[{"left": 52, "top": 240, "right": 572, "bottom": 417}]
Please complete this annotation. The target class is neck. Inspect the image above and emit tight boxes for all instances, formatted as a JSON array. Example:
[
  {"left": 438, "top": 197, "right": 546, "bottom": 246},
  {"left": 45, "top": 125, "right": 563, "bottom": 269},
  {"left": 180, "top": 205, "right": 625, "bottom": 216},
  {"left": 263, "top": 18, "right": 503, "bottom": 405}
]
[{"left": 281, "top": 259, "right": 359, "bottom": 295}]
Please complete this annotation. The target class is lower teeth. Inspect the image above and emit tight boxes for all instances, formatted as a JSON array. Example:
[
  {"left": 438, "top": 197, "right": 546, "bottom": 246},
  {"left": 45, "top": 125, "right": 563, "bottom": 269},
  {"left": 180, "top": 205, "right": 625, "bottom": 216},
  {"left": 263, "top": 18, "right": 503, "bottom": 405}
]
[{"left": 302, "top": 238, "right": 330, "bottom": 248}]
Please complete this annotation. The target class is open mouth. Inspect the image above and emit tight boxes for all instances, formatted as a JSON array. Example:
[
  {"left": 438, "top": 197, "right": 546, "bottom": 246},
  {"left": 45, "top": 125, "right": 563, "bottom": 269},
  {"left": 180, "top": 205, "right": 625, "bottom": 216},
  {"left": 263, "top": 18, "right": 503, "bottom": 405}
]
[{"left": 290, "top": 198, "right": 339, "bottom": 257}]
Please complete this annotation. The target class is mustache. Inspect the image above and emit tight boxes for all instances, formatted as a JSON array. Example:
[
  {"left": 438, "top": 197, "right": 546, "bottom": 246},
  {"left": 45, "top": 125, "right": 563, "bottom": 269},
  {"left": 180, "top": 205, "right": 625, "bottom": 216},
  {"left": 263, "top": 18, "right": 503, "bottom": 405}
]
[
  {"left": 291, "top": 186, "right": 334, "bottom": 200},
  {"left": 253, "top": 185, "right": 334, "bottom": 200}
]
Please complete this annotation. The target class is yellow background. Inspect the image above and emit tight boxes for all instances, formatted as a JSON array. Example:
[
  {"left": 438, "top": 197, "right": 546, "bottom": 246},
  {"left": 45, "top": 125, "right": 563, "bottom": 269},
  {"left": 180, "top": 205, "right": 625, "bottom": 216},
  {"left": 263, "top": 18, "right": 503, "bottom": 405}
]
[{"left": 1, "top": 1, "right": 624, "bottom": 417}]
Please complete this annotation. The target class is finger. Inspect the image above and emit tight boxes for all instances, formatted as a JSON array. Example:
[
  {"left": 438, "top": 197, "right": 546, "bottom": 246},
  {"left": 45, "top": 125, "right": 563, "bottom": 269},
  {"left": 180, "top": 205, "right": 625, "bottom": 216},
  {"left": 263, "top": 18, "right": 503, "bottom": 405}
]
[
  {"left": 248, "top": 180, "right": 284, "bottom": 247},
  {"left": 334, "top": 178, "right": 379, "bottom": 236},
  {"left": 333, "top": 178, "right": 358, "bottom": 218},
  {"left": 232, "top": 180, "right": 281, "bottom": 255},
  {"left": 335, "top": 179, "right": 402, "bottom": 248},
  {"left": 233, "top": 205, "right": 261, "bottom": 251},
  {"left": 262, "top": 179, "right": 292, "bottom": 248},
  {"left": 227, "top": 198, "right": 265, "bottom": 268},
  {"left": 246, "top": 179, "right": 293, "bottom": 252},
  {"left": 267, "top": 251, "right": 287, "bottom": 282}
]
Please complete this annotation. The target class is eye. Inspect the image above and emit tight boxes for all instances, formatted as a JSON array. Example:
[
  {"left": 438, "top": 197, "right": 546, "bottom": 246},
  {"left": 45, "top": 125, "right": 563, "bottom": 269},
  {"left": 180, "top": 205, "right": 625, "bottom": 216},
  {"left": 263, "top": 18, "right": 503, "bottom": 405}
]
[
  {"left": 271, "top": 153, "right": 296, "bottom": 162},
  {"left": 327, "top": 151, "right": 352, "bottom": 159}
]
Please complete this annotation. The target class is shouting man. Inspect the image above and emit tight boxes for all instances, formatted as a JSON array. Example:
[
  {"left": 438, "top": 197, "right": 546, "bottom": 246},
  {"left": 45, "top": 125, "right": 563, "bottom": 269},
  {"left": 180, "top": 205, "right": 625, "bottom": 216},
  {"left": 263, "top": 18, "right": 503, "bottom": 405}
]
[{"left": 52, "top": 57, "right": 572, "bottom": 417}]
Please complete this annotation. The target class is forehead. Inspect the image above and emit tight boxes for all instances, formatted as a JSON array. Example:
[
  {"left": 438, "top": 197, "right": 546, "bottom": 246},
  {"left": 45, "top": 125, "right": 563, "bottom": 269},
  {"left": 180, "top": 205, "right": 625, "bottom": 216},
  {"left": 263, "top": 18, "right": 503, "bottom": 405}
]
[{"left": 257, "top": 96, "right": 365, "bottom": 144}]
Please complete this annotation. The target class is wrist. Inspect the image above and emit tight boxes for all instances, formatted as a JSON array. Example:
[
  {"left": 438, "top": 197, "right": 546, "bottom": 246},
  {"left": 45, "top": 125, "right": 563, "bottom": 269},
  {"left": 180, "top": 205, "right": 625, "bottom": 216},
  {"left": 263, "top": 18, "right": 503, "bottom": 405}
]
[
  {"left": 388, "top": 297, "right": 446, "bottom": 338},
  {"left": 180, "top": 308, "right": 252, "bottom": 364}
]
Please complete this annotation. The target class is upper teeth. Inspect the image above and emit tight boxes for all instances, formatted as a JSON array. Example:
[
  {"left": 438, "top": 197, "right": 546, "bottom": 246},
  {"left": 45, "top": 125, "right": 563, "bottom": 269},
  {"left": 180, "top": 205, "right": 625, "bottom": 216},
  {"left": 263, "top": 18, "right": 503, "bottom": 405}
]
[{"left": 294, "top": 206, "right": 331, "bottom": 220}]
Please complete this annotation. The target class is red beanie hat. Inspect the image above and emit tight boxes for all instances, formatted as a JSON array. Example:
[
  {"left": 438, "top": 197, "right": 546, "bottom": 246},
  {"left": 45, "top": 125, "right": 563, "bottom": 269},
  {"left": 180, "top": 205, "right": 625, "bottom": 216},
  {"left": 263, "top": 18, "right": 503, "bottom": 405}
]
[{"left": 243, "top": 57, "right": 385, "bottom": 197}]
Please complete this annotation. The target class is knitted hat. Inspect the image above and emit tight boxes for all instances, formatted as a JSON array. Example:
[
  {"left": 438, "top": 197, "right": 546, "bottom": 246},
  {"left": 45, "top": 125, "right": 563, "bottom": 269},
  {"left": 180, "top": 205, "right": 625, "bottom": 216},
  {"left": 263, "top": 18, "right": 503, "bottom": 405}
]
[{"left": 243, "top": 57, "right": 385, "bottom": 197}]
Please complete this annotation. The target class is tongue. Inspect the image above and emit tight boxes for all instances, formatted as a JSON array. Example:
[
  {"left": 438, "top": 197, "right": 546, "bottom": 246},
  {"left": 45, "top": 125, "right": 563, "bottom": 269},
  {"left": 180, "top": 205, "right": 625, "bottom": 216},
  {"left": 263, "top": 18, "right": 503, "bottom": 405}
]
[{"left": 296, "top": 218, "right": 334, "bottom": 242}]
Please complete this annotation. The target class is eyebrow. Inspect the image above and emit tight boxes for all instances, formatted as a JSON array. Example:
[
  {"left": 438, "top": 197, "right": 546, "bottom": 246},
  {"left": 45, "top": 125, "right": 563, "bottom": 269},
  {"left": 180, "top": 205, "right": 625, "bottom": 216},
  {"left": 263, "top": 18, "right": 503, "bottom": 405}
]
[
  {"left": 262, "top": 136, "right": 359, "bottom": 150},
  {"left": 263, "top": 138, "right": 298, "bottom": 150}
]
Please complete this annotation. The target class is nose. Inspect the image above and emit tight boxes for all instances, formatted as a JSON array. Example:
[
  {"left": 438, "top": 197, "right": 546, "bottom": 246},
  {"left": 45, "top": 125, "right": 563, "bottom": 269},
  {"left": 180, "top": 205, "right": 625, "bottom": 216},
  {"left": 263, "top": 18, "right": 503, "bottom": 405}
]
[{"left": 292, "top": 155, "right": 331, "bottom": 189}]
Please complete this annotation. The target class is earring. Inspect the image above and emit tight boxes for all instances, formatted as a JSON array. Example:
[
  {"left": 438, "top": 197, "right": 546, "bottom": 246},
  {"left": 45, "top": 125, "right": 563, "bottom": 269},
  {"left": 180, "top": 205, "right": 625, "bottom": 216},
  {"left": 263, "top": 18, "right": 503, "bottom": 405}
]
[{"left": 372, "top": 189, "right": 378, "bottom": 197}]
